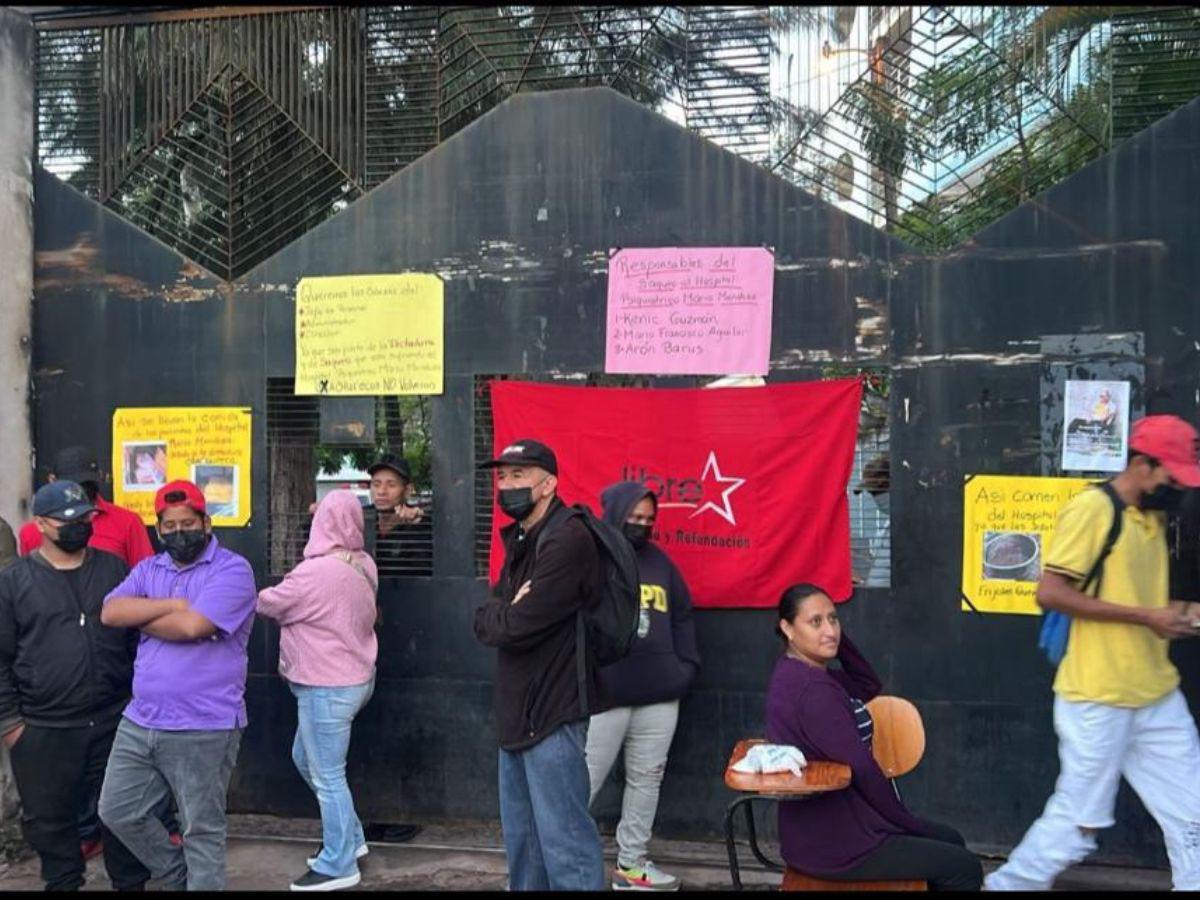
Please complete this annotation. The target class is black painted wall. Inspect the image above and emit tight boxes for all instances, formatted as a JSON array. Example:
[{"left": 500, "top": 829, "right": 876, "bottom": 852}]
[{"left": 30, "top": 87, "right": 1200, "bottom": 866}]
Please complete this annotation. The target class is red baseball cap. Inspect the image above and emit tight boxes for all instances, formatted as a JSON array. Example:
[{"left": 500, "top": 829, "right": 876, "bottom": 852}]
[
  {"left": 154, "top": 480, "right": 207, "bottom": 516},
  {"left": 1129, "top": 415, "right": 1200, "bottom": 488}
]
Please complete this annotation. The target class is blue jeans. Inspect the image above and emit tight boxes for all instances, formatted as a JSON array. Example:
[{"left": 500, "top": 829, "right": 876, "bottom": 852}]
[
  {"left": 498, "top": 721, "right": 605, "bottom": 890},
  {"left": 290, "top": 675, "right": 376, "bottom": 877}
]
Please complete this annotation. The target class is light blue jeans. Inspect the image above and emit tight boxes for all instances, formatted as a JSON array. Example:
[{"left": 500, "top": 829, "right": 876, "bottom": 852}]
[
  {"left": 290, "top": 675, "right": 376, "bottom": 878},
  {"left": 498, "top": 720, "right": 605, "bottom": 891}
]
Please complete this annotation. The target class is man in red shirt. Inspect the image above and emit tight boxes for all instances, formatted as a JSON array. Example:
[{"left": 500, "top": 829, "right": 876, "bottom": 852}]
[{"left": 19, "top": 447, "right": 154, "bottom": 569}]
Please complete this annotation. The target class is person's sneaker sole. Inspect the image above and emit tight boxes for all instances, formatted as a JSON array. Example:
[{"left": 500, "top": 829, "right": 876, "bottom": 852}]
[
  {"left": 305, "top": 845, "right": 368, "bottom": 869},
  {"left": 290, "top": 871, "right": 361, "bottom": 892},
  {"left": 612, "top": 876, "right": 682, "bottom": 892}
]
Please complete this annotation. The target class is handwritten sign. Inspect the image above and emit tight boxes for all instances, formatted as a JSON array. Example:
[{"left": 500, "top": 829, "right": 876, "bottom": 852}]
[
  {"left": 605, "top": 247, "right": 774, "bottom": 376},
  {"left": 295, "top": 274, "right": 444, "bottom": 396},
  {"left": 112, "top": 407, "right": 252, "bottom": 527},
  {"left": 961, "top": 474, "right": 1095, "bottom": 615}
]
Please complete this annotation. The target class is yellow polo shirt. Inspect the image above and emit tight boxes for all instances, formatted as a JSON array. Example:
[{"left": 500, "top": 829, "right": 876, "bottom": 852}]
[{"left": 1045, "top": 487, "right": 1179, "bottom": 708}]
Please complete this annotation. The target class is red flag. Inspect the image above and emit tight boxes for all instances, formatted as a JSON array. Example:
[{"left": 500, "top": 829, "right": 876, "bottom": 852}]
[{"left": 487, "top": 378, "right": 862, "bottom": 607}]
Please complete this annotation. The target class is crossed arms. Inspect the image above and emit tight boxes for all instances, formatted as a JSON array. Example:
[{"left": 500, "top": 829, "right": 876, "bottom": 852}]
[{"left": 101, "top": 597, "right": 218, "bottom": 642}]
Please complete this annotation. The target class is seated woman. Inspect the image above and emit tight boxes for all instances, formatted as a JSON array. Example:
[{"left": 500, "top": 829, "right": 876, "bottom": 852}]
[{"left": 765, "top": 583, "right": 982, "bottom": 892}]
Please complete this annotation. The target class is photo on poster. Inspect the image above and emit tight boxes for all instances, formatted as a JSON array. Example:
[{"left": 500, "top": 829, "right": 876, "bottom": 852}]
[
  {"left": 1062, "top": 380, "right": 1130, "bottom": 473},
  {"left": 193, "top": 464, "right": 238, "bottom": 519},
  {"left": 982, "top": 531, "right": 1042, "bottom": 583},
  {"left": 122, "top": 442, "right": 168, "bottom": 490}
]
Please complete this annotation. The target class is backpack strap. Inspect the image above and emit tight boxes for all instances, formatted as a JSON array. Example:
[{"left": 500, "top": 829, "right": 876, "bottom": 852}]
[{"left": 1080, "top": 481, "right": 1124, "bottom": 596}]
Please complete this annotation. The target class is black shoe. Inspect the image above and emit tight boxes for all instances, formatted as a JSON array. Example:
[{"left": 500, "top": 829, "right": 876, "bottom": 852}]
[{"left": 290, "top": 869, "right": 361, "bottom": 892}]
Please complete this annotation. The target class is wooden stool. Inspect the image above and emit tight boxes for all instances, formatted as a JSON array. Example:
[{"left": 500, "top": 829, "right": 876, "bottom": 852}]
[{"left": 781, "top": 866, "right": 927, "bottom": 892}]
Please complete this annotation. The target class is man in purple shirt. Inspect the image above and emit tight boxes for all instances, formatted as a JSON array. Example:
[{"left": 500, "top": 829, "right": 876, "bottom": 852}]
[{"left": 97, "top": 480, "right": 256, "bottom": 891}]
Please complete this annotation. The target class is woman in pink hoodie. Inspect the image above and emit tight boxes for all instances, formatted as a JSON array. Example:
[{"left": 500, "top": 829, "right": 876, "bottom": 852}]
[{"left": 257, "top": 490, "right": 379, "bottom": 892}]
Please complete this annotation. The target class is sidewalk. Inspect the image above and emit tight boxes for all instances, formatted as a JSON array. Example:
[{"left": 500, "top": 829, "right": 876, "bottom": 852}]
[{"left": 0, "top": 814, "right": 1173, "bottom": 890}]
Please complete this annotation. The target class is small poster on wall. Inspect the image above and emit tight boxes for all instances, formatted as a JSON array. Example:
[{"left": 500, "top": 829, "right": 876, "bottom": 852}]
[
  {"left": 295, "top": 273, "right": 444, "bottom": 396},
  {"left": 961, "top": 474, "right": 1095, "bottom": 615},
  {"left": 604, "top": 247, "right": 774, "bottom": 376},
  {"left": 1061, "top": 379, "right": 1130, "bottom": 473},
  {"left": 112, "top": 407, "right": 252, "bottom": 527}
]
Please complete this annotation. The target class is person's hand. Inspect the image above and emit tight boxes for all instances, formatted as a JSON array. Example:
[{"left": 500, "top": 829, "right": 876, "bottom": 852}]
[
  {"left": 1178, "top": 601, "right": 1200, "bottom": 629},
  {"left": 2, "top": 724, "right": 24, "bottom": 750},
  {"left": 1143, "top": 606, "right": 1195, "bottom": 640},
  {"left": 307, "top": 501, "right": 318, "bottom": 515},
  {"left": 512, "top": 581, "right": 532, "bottom": 604},
  {"left": 393, "top": 504, "right": 423, "bottom": 524}
]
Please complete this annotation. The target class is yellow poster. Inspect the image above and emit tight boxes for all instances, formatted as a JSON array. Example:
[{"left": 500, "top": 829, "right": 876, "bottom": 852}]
[
  {"left": 112, "top": 407, "right": 252, "bottom": 527},
  {"left": 961, "top": 474, "right": 1096, "bottom": 615},
  {"left": 294, "top": 274, "right": 444, "bottom": 396}
]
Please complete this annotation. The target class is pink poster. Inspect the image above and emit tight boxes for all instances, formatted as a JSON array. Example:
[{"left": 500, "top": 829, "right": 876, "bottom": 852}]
[{"left": 605, "top": 246, "right": 774, "bottom": 376}]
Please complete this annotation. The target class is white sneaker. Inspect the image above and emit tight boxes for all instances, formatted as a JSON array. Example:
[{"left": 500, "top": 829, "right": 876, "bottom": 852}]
[
  {"left": 290, "top": 869, "right": 361, "bottom": 892},
  {"left": 306, "top": 843, "right": 368, "bottom": 869},
  {"left": 612, "top": 860, "right": 681, "bottom": 891}
]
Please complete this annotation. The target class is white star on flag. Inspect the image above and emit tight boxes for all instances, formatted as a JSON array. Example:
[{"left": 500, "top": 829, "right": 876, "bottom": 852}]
[{"left": 689, "top": 451, "right": 746, "bottom": 526}]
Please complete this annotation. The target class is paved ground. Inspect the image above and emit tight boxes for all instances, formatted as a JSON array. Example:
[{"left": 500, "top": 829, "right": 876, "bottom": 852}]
[{"left": 0, "top": 814, "right": 1173, "bottom": 891}]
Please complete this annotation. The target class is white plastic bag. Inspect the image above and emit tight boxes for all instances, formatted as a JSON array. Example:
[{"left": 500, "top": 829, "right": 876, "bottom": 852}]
[{"left": 731, "top": 743, "right": 808, "bottom": 777}]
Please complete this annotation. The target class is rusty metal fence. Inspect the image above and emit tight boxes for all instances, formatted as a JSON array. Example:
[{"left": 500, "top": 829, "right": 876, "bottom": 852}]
[{"left": 32, "top": 5, "right": 1200, "bottom": 274}]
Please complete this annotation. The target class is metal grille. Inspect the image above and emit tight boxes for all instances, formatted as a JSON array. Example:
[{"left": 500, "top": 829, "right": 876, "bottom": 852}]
[
  {"left": 34, "top": 6, "right": 1200, "bottom": 270},
  {"left": 849, "top": 427, "right": 890, "bottom": 589},
  {"left": 436, "top": 6, "right": 696, "bottom": 140},
  {"left": 686, "top": 6, "right": 772, "bottom": 162},
  {"left": 364, "top": 6, "right": 439, "bottom": 189},
  {"left": 1111, "top": 6, "right": 1200, "bottom": 141},
  {"left": 771, "top": 6, "right": 1114, "bottom": 250},
  {"left": 266, "top": 378, "right": 433, "bottom": 580}
]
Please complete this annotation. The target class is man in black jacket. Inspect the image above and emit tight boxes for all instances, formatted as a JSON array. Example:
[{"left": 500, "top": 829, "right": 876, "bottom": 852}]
[
  {"left": 0, "top": 482, "right": 148, "bottom": 891},
  {"left": 473, "top": 439, "right": 606, "bottom": 891}
]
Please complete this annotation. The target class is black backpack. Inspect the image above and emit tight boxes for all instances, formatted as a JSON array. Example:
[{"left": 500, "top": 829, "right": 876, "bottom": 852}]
[{"left": 536, "top": 502, "right": 641, "bottom": 716}]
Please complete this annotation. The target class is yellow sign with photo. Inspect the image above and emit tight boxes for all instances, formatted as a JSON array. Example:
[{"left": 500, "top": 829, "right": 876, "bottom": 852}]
[
  {"left": 961, "top": 474, "right": 1096, "bottom": 615},
  {"left": 112, "top": 407, "right": 252, "bottom": 527},
  {"left": 294, "top": 273, "right": 444, "bottom": 396}
]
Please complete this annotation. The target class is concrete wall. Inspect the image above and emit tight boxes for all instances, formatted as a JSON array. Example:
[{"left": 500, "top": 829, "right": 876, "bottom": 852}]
[{"left": 0, "top": 6, "right": 34, "bottom": 825}]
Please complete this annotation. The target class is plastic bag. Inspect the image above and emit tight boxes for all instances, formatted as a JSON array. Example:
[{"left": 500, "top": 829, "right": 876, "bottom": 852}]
[{"left": 731, "top": 743, "right": 808, "bottom": 777}]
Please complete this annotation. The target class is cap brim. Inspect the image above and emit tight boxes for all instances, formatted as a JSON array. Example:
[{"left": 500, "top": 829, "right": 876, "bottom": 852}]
[
  {"left": 1165, "top": 459, "right": 1200, "bottom": 489},
  {"left": 478, "top": 457, "right": 513, "bottom": 470},
  {"left": 53, "top": 503, "right": 96, "bottom": 521}
]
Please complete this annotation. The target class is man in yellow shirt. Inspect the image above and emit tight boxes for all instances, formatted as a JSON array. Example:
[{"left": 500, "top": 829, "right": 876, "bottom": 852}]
[{"left": 986, "top": 415, "right": 1200, "bottom": 890}]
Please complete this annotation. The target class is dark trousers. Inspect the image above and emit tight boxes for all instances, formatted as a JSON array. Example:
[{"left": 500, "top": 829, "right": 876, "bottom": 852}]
[
  {"left": 8, "top": 719, "right": 150, "bottom": 891},
  {"left": 825, "top": 819, "right": 982, "bottom": 892}
]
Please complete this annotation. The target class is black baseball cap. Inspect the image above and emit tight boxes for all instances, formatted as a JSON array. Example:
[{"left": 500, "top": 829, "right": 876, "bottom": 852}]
[
  {"left": 32, "top": 480, "right": 96, "bottom": 521},
  {"left": 367, "top": 453, "right": 412, "bottom": 483},
  {"left": 52, "top": 445, "right": 101, "bottom": 486},
  {"left": 480, "top": 438, "right": 558, "bottom": 476}
]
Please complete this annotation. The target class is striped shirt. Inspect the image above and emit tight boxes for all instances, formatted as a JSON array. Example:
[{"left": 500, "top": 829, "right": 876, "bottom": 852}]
[{"left": 849, "top": 695, "right": 874, "bottom": 745}]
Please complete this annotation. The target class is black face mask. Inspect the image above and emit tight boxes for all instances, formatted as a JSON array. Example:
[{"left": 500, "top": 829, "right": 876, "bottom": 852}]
[
  {"left": 498, "top": 488, "right": 537, "bottom": 521},
  {"left": 1141, "top": 484, "right": 1185, "bottom": 512},
  {"left": 622, "top": 522, "right": 652, "bottom": 550},
  {"left": 50, "top": 520, "right": 92, "bottom": 554},
  {"left": 162, "top": 529, "right": 209, "bottom": 564}
]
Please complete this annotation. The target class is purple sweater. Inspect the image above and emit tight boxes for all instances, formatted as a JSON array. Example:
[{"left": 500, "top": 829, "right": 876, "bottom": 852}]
[{"left": 764, "top": 635, "right": 933, "bottom": 875}]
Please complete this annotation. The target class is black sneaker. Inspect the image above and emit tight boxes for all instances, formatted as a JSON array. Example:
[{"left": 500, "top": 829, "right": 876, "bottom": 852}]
[{"left": 289, "top": 869, "right": 361, "bottom": 892}]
